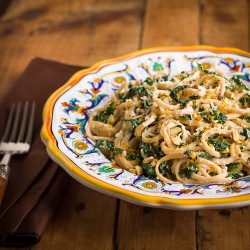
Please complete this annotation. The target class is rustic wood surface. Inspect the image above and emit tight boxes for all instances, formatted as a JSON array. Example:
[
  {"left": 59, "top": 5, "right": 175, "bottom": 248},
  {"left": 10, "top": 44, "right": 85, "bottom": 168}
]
[{"left": 0, "top": 0, "right": 249, "bottom": 249}]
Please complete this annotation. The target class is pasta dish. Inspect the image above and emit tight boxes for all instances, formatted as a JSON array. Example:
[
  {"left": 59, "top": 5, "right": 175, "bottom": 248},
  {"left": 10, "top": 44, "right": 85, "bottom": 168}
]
[{"left": 86, "top": 64, "right": 250, "bottom": 184}]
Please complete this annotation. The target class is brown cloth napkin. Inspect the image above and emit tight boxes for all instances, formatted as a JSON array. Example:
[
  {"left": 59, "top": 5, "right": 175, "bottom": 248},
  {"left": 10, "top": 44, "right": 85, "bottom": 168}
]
[{"left": 0, "top": 58, "right": 83, "bottom": 247}]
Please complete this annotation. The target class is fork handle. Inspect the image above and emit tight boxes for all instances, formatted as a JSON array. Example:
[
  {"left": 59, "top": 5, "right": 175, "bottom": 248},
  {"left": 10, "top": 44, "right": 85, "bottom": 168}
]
[{"left": 0, "top": 164, "right": 10, "bottom": 206}]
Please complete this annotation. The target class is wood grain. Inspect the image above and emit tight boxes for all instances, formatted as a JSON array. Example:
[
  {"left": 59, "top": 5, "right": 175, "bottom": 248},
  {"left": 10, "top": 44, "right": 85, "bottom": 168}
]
[
  {"left": 142, "top": 0, "right": 200, "bottom": 48},
  {"left": 0, "top": 248, "right": 30, "bottom": 250},
  {"left": 0, "top": 0, "right": 144, "bottom": 249},
  {"left": 0, "top": 0, "right": 144, "bottom": 101},
  {"left": 0, "top": 176, "right": 7, "bottom": 206},
  {"left": 197, "top": 208, "right": 250, "bottom": 250},
  {"left": 0, "top": 0, "right": 249, "bottom": 250},
  {"left": 33, "top": 180, "right": 117, "bottom": 250},
  {"left": 0, "top": 0, "right": 11, "bottom": 17},
  {"left": 116, "top": 1, "right": 199, "bottom": 250},
  {"left": 201, "top": 0, "right": 249, "bottom": 50},
  {"left": 197, "top": 1, "right": 250, "bottom": 250},
  {"left": 117, "top": 203, "right": 196, "bottom": 250}
]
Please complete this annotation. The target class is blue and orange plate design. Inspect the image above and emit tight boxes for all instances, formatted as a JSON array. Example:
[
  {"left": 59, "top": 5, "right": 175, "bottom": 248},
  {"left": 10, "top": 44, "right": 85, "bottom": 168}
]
[{"left": 41, "top": 46, "right": 250, "bottom": 209}]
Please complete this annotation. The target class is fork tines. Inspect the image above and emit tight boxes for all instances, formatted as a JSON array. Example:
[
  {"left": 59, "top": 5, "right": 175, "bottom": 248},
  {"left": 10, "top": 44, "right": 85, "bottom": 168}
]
[{"left": 1, "top": 102, "right": 36, "bottom": 144}]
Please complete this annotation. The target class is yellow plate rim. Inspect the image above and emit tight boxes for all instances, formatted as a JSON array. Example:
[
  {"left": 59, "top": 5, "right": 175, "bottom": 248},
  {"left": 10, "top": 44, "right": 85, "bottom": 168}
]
[{"left": 41, "top": 45, "right": 250, "bottom": 208}]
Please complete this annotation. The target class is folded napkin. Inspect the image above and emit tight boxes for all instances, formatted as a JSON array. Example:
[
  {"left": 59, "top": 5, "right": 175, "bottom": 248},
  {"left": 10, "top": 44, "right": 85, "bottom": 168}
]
[{"left": 0, "top": 58, "right": 83, "bottom": 247}]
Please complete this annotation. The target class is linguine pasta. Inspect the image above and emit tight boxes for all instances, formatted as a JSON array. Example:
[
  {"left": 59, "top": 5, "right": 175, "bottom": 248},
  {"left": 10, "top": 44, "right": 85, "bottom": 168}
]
[{"left": 87, "top": 64, "right": 250, "bottom": 184}]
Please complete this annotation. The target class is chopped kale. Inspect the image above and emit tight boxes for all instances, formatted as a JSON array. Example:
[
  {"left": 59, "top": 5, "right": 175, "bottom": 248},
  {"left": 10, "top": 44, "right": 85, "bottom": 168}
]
[
  {"left": 122, "top": 86, "right": 152, "bottom": 101},
  {"left": 184, "top": 150, "right": 192, "bottom": 156},
  {"left": 239, "top": 94, "right": 250, "bottom": 108},
  {"left": 227, "top": 76, "right": 249, "bottom": 91},
  {"left": 209, "top": 105, "right": 217, "bottom": 116},
  {"left": 231, "top": 75, "right": 249, "bottom": 90},
  {"left": 209, "top": 172, "right": 217, "bottom": 176},
  {"left": 226, "top": 163, "right": 238, "bottom": 172},
  {"left": 214, "top": 112, "right": 227, "bottom": 124},
  {"left": 209, "top": 105, "right": 227, "bottom": 124},
  {"left": 199, "top": 151, "right": 213, "bottom": 159},
  {"left": 95, "top": 140, "right": 122, "bottom": 154},
  {"left": 127, "top": 119, "right": 140, "bottom": 131},
  {"left": 242, "top": 117, "right": 250, "bottom": 123},
  {"left": 180, "top": 161, "right": 198, "bottom": 178},
  {"left": 230, "top": 172, "right": 244, "bottom": 179},
  {"left": 159, "top": 161, "right": 176, "bottom": 180},
  {"left": 126, "top": 151, "right": 142, "bottom": 164},
  {"left": 93, "top": 102, "right": 115, "bottom": 123},
  {"left": 221, "top": 153, "right": 231, "bottom": 158},
  {"left": 197, "top": 63, "right": 221, "bottom": 77},
  {"left": 156, "top": 75, "right": 169, "bottom": 83},
  {"left": 226, "top": 84, "right": 234, "bottom": 92},
  {"left": 195, "top": 131, "right": 204, "bottom": 140},
  {"left": 142, "top": 163, "right": 157, "bottom": 178},
  {"left": 161, "top": 75, "right": 169, "bottom": 81},
  {"left": 156, "top": 145, "right": 165, "bottom": 157},
  {"left": 185, "top": 165, "right": 198, "bottom": 178},
  {"left": 181, "top": 114, "right": 192, "bottom": 120},
  {"left": 140, "top": 97, "right": 153, "bottom": 109},
  {"left": 189, "top": 95, "right": 200, "bottom": 100},
  {"left": 139, "top": 142, "right": 165, "bottom": 159},
  {"left": 113, "top": 148, "right": 123, "bottom": 154},
  {"left": 169, "top": 85, "right": 189, "bottom": 108},
  {"left": 226, "top": 163, "right": 244, "bottom": 179},
  {"left": 144, "top": 77, "right": 154, "bottom": 86},
  {"left": 208, "top": 136, "right": 230, "bottom": 152},
  {"left": 201, "top": 109, "right": 227, "bottom": 124},
  {"left": 201, "top": 112, "right": 212, "bottom": 123},
  {"left": 159, "top": 161, "right": 172, "bottom": 175},
  {"left": 240, "top": 128, "right": 250, "bottom": 140},
  {"left": 139, "top": 142, "right": 157, "bottom": 158}
]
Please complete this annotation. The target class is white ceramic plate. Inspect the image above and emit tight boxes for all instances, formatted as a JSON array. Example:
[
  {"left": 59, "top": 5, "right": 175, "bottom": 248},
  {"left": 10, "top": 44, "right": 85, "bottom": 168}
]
[{"left": 41, "top": 46, "right": 250, "bottom": 209}]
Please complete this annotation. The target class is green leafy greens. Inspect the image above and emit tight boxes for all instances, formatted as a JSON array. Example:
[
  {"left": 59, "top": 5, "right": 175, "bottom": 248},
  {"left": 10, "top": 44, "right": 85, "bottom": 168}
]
[
  {"left": 242, "top": 117, "right": 250, "bottom": 123},
  {"left": 139, "top": 142, "right": 157, "bottom": 159},
  {"left": 195, "top": 131, "right": 204, "bottom": 140},
  {"left": 199, "top": 151, "right": 213, "bottom": 159},
  {"left": 93, "top": 102, "right": 115, "bottom": 123},
  {"left": 231, "top": 75, "right": 249, "bottom": 90},
  {"left": 159, "top": 161, "right": 176, "bottom": 180},
  {"left": 201, "top": 112, "right": 212, "bottom": 123},
  {"left": 197, "top": 63, "right": 221, "bottom": 77},
  {"left": 125, "top": 151, "right": 142, "bottom": 163},
  {"left": 184, "top": 150, "right": 192, "bottom": 156},
  {"left": 140, "top": 97, "right": 153, "bottom": 109},
  {"left": 208, "top": 136, "right": 230, "bottom": 152},
  {"left": 213, "top": 111, "right": 227, "bottom": 124},
  {"left": 180, "top": 161, "right": 198, "bottom": 178},
  {"left": 201, "top": 105, "right": 227, "bottom": 124},
  {"left": 95, "top": 140, "right": 122, "bottom": 154},
  {"left": 144, "top": 77, "right": 154, "bottom": 86},
  {"left": 226, "top": 163, "right": 244, "bottom": 179},
  {"left": 181, "top": 114, "right": 192, "bottom": 120},
  {"left": 239, "top": 94, "right": 250, "bottom": 108},
  {"left": 127, "top": 119, "right": 140, "bottom": 131},
  {"left": 121, "top": 86, "right": 152, "bottom": 101},
  {"left": 170, "top": 85, "right": 189, "bottom": 108},
  {"left": 240, "top": 128, "right": 250, "bottom": 140},
  {"left": 142, "top": 163, "right": 157, "bottom": 178}
]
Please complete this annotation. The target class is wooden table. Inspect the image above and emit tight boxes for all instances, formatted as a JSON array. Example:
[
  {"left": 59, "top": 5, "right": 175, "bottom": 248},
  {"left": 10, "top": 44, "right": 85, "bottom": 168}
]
[{"left": 0, "top": 0, "right": 249, "bottom": 249}]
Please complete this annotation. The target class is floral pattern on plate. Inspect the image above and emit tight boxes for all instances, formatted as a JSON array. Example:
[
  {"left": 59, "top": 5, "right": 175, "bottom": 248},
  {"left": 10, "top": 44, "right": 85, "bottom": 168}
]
[{"left": 42, "top": 47, "right": 250, "bottom": 208}]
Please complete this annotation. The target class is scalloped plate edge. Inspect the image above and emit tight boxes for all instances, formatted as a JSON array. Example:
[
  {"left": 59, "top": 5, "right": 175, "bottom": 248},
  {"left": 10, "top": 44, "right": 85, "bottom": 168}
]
[{"left": 41, "top": 45, "right": 250, "bottom": 209}]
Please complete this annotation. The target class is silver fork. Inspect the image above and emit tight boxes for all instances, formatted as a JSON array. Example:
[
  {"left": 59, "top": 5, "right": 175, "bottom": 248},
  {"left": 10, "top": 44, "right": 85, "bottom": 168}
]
[{"left": 0, "top": 102, "right": 35, "bottom": 205}]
